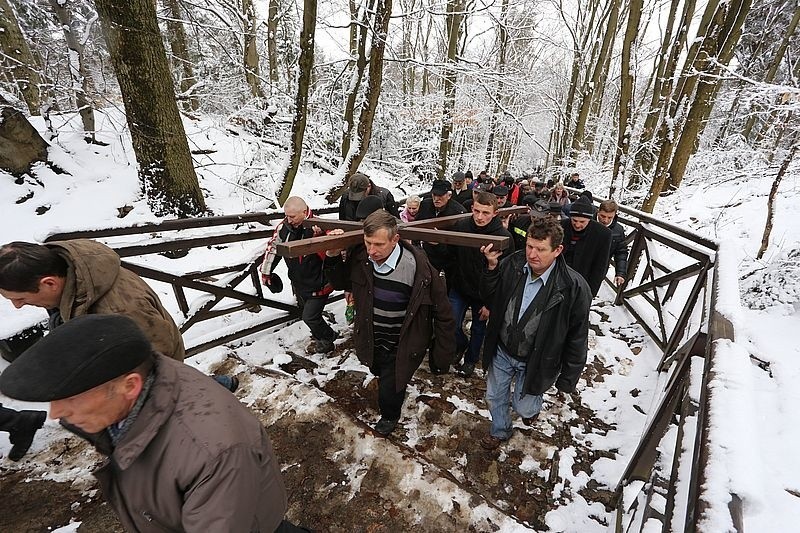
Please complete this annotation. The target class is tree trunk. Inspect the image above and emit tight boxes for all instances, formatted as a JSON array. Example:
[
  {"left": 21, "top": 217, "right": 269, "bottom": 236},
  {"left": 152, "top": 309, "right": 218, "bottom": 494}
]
[
  {"left": 0, "top": 0, "right": 42, "bottom": 115},
  {"left": 757, "top": 131, "right": 797, "bottom": 259},
  {"left": 641, "top": 0, "right": 750, "bottom": 212},
  {"left": 242, "top": 0, "right": 264, "bottom": 99},
  {"left": 631, "top": 0, "right": 695, "bottom": 185},
  {"left": 341, "top": 0, "right": 374, "bottom": 161},
  {"left": 344, "top": 0, "right": 393, "bottom": 177},
  {"left": 611, "top": 0, "right": 642, "bottom": 196},
  {"left": 277, "top": 0, "right": 317, "bottom": 205},
  {"left": 435, "top": 0, "right": 465, "bottom": 179},
  {"left": 267, "top": 0, "right": 280, "bottom": 86},
  {"left": 162, "top": 0, "right": 199, "bottom": 112},
  {"left": 570, "top": 0, "right": 622, "bottom": 160},
  {"left": 94, "top": 0, "right": 206, "bottom": 217},
  {"left": 49, "top": 0, "right": 98, "bottom": 139},
  {"left": 0, "top": 104, "right": 48, "bottom": 176},
  {"left": 484, "top": 0, "right": 509, "bottom": 173},
  {"left": 665, "top": 0, "right": 751, "bottom": 191}
]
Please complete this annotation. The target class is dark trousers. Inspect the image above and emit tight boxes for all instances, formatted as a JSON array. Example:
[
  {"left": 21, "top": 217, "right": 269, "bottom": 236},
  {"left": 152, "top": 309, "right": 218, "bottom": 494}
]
[
  {"left": 295, "top": 290, "right": 335, "bottom": 342},
  {"left": 371, "top": 350, "right": 406, "bottom": 420},
  {"left": 0, "top": 405, "right": 16, "bottom": 429},
  {"left": 448, "top": 289, "right": 487, "bottom": 365}
]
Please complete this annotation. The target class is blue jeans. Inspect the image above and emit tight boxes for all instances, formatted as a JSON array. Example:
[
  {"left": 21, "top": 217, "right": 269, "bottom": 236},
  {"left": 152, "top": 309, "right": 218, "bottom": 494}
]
[
  {"left": 485, "top": 347, "right": 543, "bottom": 440},
  {"left": 448, "top": 289, "right": 486, "bottom": 365}
]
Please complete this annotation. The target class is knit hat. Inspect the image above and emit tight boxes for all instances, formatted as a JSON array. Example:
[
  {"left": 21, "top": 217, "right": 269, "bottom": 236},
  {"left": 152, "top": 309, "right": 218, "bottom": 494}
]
[
  {"left": 570, "top": 197, "right": 594, "bottom": 219},
  {"left": 347, "top": 173, "right": 370, "bottom": 201},
  {"left": 0, "top": 315, "right": 153, "bottom": 402}
]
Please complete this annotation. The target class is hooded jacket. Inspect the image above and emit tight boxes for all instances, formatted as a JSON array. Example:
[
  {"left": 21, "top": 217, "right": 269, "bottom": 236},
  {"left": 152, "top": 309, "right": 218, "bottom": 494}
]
[
  {"left": 47, "top": 240, "right": 185, "bottom": 361},
  {"left": 480, "top": 254, "right": 591, "bottom": 395},
  {"left": 449, "top": 215, "right": 514, "bottom": 302},
  {"left": 65, "top": 356, "right": 287, "bottom": 532},
  {"left": 324, "top": 242, "right": 456, "bottom": 389}
]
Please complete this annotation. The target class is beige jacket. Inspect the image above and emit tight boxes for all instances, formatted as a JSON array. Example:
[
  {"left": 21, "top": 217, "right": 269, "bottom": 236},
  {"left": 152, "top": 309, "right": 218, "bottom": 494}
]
[{"left": 47, "top": 239, "right": 185, "bottom": 361}]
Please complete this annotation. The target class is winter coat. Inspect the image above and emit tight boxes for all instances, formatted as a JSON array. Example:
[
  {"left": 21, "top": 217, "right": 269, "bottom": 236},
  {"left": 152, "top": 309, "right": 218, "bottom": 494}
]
[
  {"left": 415, "top": 197, "right": 466, "bottom": 273},
  {"left": 47, "top": 240, "right": 185, "bottom": 361},
  {"left": 560, "top": 219, "right": 612, "bottom": 297},
  {"left": 449, "top": 216, "right": 514, "bottom": 302},
  {"left": 64, "top": 356, "right": 287, "bottom": 533},
  {"left": 453, "top": 189, "right": 472, "bottom": 206},
  {"left": 549, "top": 189, "right": 571, "bottom": 207},
  {"left": 324, "top": 242, "right": 456, "bottom": 390},
  {"left": 607, "top": 219, "right": 628, "bottom": 278},
  {"left": 338, "top": 182, "right": 400, "bottom": 221},
  {"left": 260, "top": 212, "right": 333, "bottom": 297},
  {"left": 480, "top": 254, "right": 591, "bottom": 395}
]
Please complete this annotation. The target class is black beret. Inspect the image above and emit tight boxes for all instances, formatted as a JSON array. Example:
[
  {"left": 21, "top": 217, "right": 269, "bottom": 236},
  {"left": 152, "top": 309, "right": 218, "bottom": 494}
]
[
  {"left": 431, "top": 179, "right": 452, "bottom": 195},
  {"left": 0, "top": 314, "right": 153, "bottom": 402},
  {"left": 493, "top": 185, "right": 509, "bottom": 196},
  {"left": 266, "top": 272, "right": 284, "bottom": 294}
]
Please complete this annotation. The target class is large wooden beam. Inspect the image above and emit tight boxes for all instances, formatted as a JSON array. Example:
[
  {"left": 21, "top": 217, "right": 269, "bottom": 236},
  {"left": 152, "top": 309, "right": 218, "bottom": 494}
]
[
  {"left": 276, "top": 230, "right": 364, "bottom": 258},
  {"left": 400, "top": 227, "right": 512, "bottom": 250}
]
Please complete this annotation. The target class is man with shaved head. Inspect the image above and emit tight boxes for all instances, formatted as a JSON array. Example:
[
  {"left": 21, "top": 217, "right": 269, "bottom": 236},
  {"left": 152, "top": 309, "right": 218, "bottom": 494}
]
[{"left": 261, "top": 196, "right": 338, "bottom": 353}]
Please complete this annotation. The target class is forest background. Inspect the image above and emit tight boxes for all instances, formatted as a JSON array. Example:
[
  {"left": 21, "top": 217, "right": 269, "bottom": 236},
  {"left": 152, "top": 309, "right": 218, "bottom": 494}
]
[{"left": 1, "top": 0, "right": 797, "bottom": 229}]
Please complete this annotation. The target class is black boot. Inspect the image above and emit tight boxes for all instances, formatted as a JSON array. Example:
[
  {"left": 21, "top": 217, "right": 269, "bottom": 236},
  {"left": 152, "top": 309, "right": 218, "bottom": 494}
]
[{"left": 7, "top": 410, "right": 46, "bottom": 461}]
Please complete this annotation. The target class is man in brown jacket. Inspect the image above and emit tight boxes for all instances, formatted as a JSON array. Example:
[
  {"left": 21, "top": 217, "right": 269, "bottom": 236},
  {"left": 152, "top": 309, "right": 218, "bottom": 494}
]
[
  {"left": 0, "top": 314, "right": 301, "bottom": 532},
  {"left": 324, "top": 210, "right": 456, "bottom": 436},
  {"left": 0, "top": 240, "right": 236, "bottom": 461}
]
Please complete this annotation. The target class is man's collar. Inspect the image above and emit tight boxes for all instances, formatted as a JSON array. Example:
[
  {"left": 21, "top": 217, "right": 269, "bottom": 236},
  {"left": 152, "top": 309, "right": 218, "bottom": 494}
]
[
  {"left": 524, "top": 258, "right": 557, "bottom": 285},
  {"left": 369, "top": 242, "right": 401, "bottom": 273}
]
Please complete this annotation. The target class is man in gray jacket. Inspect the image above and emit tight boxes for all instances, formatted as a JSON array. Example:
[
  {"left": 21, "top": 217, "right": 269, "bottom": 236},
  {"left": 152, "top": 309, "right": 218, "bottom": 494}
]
[{"left": 0, "top": 314, "right": 302, "bottom": 532}]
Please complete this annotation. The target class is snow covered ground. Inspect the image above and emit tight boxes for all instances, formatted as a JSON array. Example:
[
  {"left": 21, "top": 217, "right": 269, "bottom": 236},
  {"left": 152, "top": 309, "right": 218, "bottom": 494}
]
[{"left": 0, "top": 111, "right": 798, "bottom": 531}]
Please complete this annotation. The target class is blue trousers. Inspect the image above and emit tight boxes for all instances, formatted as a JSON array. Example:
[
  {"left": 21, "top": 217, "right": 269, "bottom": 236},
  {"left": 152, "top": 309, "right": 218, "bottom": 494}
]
[
  {"left": 448, "top": 289, "right": 486, "bottom": 365},
  {"left": 485, "top": 347, "right": 543, "bottom": 440}
]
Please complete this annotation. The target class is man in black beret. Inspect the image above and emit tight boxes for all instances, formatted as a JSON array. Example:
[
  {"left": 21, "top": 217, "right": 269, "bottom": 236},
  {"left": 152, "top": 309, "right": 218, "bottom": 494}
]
[
  {"left": 416, "top": 179, "right": 465, "bottom": 278},
  {"left": 0, "top": 314, "right": 303, "bottom": 532},
  {"left": 560, "top": 197, "right": 612, "bottom": 298}
]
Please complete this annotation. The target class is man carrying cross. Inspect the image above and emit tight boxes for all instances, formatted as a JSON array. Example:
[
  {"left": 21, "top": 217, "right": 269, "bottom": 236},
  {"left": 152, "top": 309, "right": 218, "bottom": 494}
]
[{"left": 323, "top": 209, "right": 456, "bottom": 436}]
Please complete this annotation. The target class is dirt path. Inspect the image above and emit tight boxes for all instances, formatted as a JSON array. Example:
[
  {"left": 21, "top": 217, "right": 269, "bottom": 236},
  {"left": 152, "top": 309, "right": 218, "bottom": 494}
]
[{"left": 0, "top": 302, "right": 652, "bottom": 532}]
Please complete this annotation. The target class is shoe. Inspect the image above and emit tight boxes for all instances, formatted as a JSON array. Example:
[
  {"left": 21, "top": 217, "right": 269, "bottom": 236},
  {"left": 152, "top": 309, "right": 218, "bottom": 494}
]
[
  {"left": 522, "top": 413, "right": 539, "bottom": 426},
  {"left": 373, "top": 418, "right": 398, "bottom": 436},
  {"left": 457, "top": 362, "right": 475, "bottom": 377},
  {"left": 9, "top": 410, "right": 46, "bottom": 461},
  {"left": 315, "top": 339, "right": 335, "bottom": 353},
  {"left": 480, "top": 434, "right": 505, "bottom": 451}
]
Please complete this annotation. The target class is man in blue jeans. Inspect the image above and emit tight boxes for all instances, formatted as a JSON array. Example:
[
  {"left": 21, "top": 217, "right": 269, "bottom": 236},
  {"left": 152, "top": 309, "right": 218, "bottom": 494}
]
[
  {"left": 447, "top": 192, "right": 513, "bottom": 377},
  {"left": 478, "top": 217, "right": 591, "bottom": 450}
]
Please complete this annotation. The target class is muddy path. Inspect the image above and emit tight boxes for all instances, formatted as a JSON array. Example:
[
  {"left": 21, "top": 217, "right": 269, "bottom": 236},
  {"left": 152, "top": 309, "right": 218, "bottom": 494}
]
[{"left": 0, "top": 304, "right": 651, "bottom": 532}]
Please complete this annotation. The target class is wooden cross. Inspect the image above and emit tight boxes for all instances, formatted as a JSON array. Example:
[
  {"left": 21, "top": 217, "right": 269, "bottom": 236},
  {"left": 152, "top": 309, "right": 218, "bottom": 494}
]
[{"left": 276, "top": 205, "right": 528, "bottom": 258}]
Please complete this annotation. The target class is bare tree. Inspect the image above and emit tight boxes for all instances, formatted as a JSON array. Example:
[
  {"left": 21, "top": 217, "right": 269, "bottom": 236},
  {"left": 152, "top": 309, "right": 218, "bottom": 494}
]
[
  {"left": 48, "top": 0, "right": 98, "bottom": 140},
  {"left": 611, "top": 0, "right": 643, "bottom": 196},
  {"left": 163, "top": 0, "right": 199, "bottom": 112},
  {"left": 276, "top": 0, "right": 316, "bottom": 205},
  {"left": 242, "top": 0, "right": 264, "bottom": 98},
  {"left": 757, "top": 131, "right": 798, "bottom": 259},
  {"left": 436, "top": 0, "right": 465, "bottom": 178}
]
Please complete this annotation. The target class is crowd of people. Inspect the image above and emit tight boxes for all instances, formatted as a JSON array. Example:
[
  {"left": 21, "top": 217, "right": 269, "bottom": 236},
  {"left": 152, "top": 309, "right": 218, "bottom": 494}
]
[
  {"left": 265, "top": 169, "right": 631, "bottom": 450},
  {"left": 0, "top": 168, "right": 630, "bottom": 531}
]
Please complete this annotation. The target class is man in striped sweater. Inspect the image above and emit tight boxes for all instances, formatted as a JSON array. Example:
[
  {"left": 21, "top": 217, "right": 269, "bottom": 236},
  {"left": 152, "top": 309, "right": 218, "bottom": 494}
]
[{"left": 324, "top": 210, "right": 456, "bottom": 436}]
